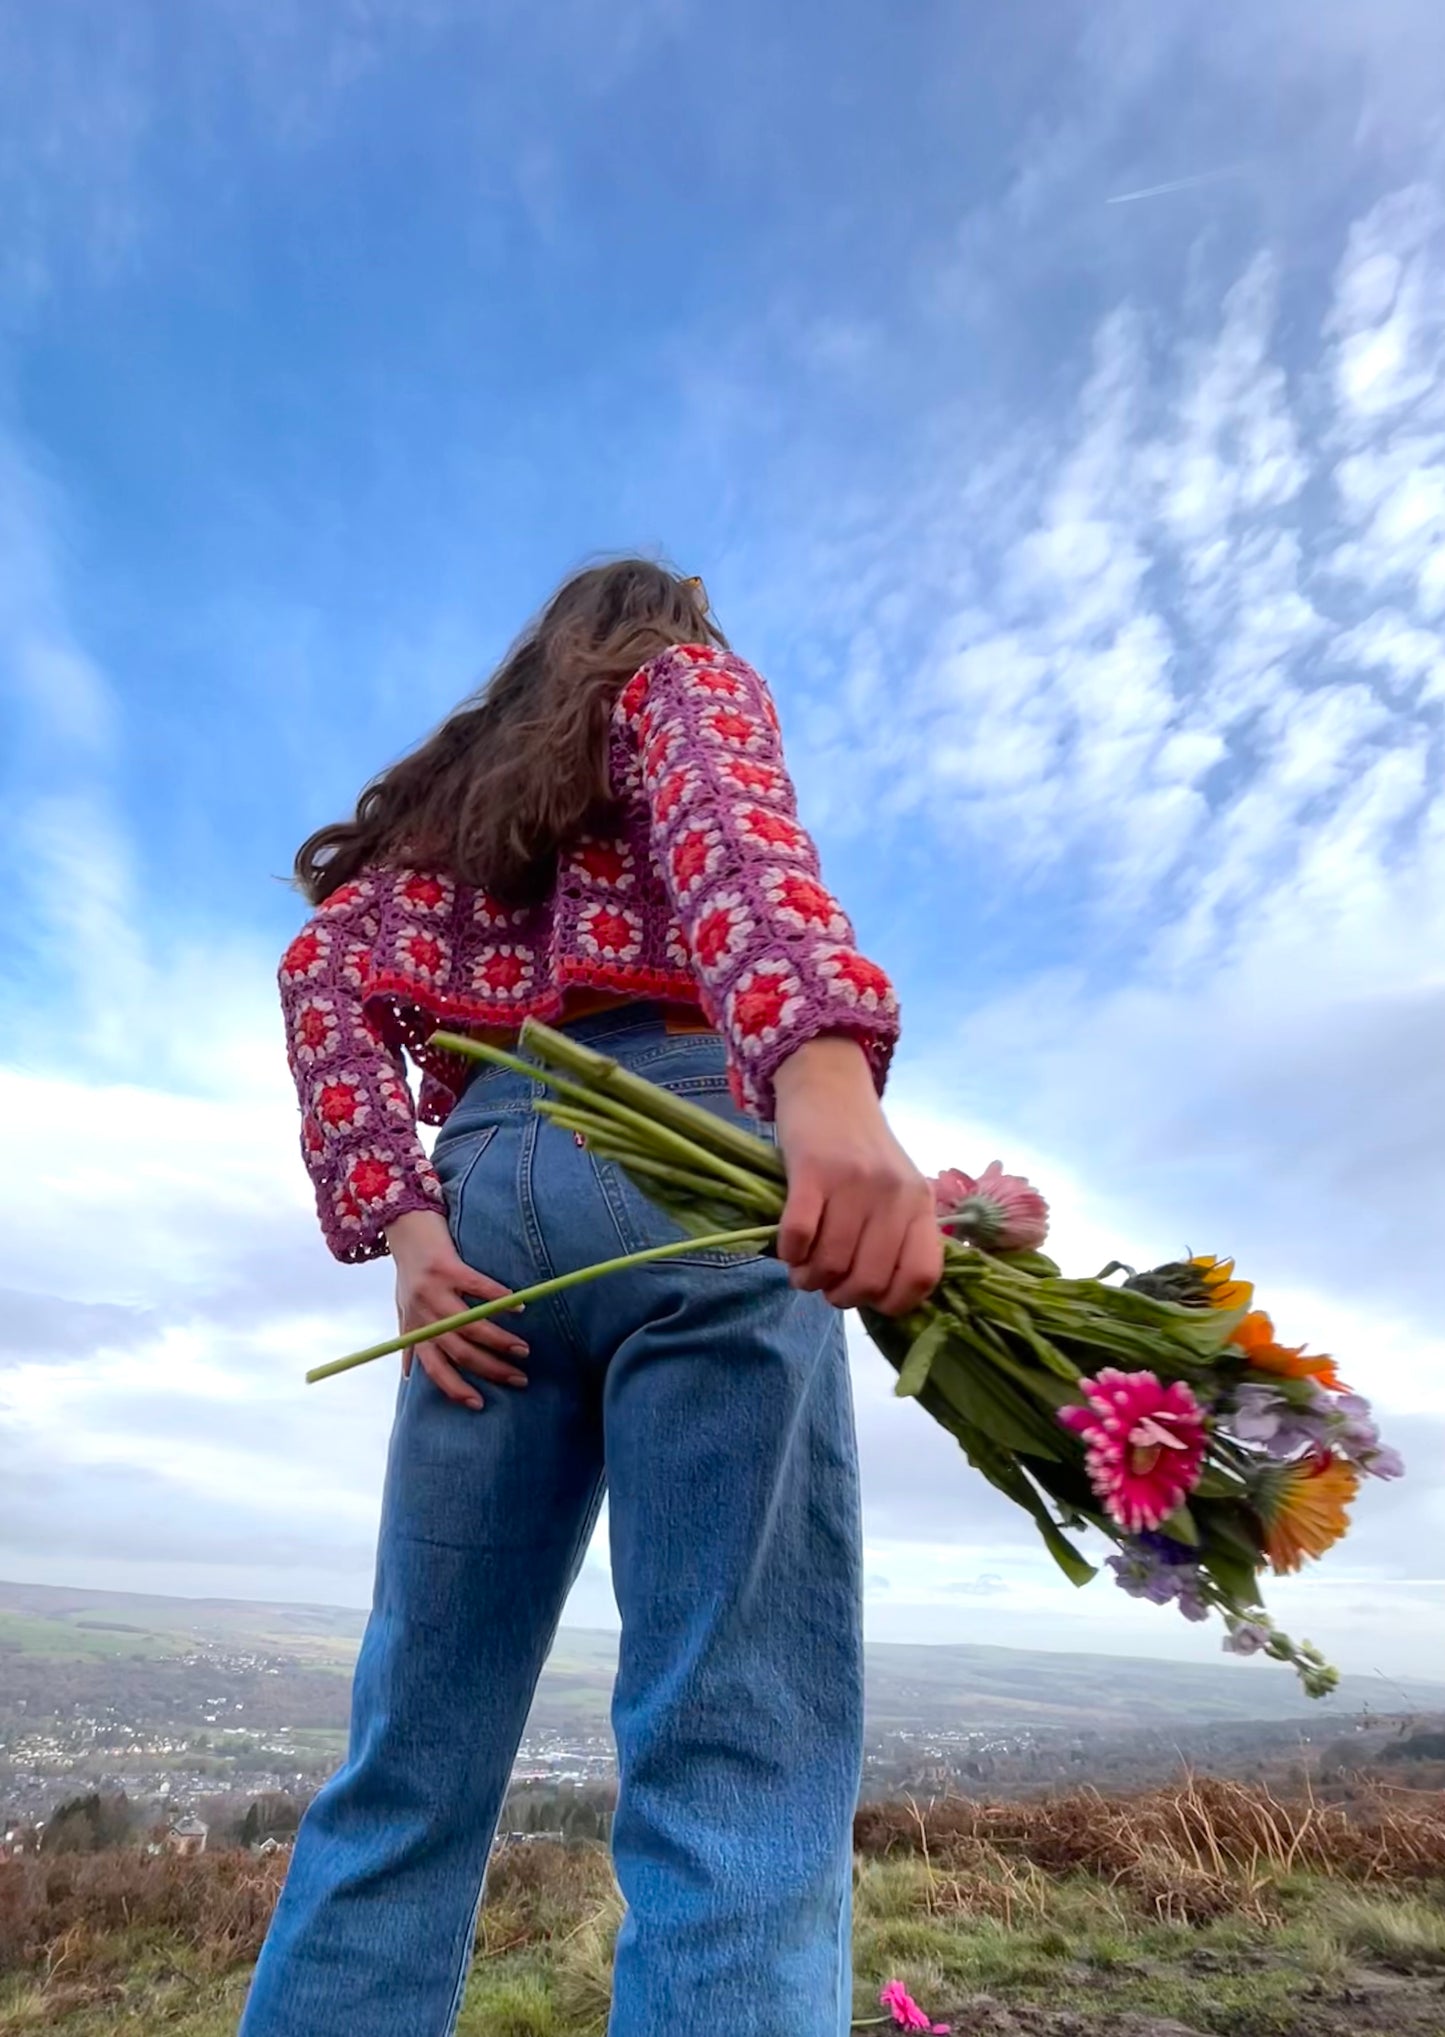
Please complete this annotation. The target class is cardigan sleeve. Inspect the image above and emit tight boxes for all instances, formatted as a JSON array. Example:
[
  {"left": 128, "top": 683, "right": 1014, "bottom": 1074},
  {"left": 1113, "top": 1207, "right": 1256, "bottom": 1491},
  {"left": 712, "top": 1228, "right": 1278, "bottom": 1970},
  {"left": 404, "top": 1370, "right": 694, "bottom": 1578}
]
[
  {"left": 277, "top": 875, "right": 446, "bottom": 1263},
  {"left": 623, "top": 644, "right": 899, "bottom": 1117}
]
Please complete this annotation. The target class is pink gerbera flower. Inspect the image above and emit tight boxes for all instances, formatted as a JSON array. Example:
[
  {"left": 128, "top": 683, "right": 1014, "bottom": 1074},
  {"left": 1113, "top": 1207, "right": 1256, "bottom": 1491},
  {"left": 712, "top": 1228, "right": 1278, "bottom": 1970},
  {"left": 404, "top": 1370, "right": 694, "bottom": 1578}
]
[
  {"left": 931, "top": 1160, "right": 1049, "bottom": 1252},
  {"left": 1059, "top": 1369, "right": 1208, "bottom": 1532},
  {"left": 879, "top": 1979, "right": 951, "bottom": 2032}
]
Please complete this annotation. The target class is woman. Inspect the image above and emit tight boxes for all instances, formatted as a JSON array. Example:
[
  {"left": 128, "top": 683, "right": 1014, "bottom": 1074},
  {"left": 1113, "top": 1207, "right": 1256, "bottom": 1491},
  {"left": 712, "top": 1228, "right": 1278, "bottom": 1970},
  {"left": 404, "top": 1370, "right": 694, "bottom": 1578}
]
[{"left": 242, "top": 561, "right": 942, "bottom": 2037}]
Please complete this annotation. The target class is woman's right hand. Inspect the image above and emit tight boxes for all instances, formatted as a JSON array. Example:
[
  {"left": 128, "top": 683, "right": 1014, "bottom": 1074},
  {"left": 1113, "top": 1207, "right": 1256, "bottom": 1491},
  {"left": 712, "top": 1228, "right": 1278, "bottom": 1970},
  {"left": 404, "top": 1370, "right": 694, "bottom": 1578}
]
[
  {"left": 385, "top": 1209, "right": 529, "bottom": 1410},
  {"left": 772, "top": 1035, "right": 943, "bottom": 1318}
]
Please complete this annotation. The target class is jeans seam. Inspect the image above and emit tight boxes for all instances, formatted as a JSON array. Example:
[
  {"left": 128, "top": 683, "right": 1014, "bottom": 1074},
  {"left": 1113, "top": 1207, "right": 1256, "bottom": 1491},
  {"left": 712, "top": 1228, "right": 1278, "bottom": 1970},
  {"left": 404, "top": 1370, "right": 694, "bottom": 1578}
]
[
  {"left": 437, "top": 1121, "right": 500, "bottom": 1216},
  {"left": 518, "top": 1111, "right": 590, "bottom": 1366},
  {"left": 438, "top": 1879, "right": 489, "bottom": 2037},
  {"left": 431, "top": 1471, "right": 607, "bottom": 2037}
]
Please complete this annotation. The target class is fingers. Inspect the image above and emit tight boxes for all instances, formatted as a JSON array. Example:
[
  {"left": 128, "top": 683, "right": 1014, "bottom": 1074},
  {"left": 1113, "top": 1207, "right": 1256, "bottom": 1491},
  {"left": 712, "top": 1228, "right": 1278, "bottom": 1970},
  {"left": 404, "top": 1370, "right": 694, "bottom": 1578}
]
[
  {"left": 447, "top": 1260, "right": 516, "bottom": 1307},
  {"left": 877, "top": 1209, "right": 946, "bottom": 1319},
  {"left": 792, "top": 1179, "right": 943, "bottom": 1316},
  {"left": 399, "top": 1255, "right": 529, "bottom": 1410},
  {"left": 793, "top": 1185, "right": 867, "bottom": 1302},
  {"left": 777, "top": 1172, "right": 825, "bottom": 1273},
  {"left": 434, "top": 1329, "right": 528, "bottom": 1389},
  {"left": 825, "top": 1201, "right": 905, "bottom": 1312},
  {"left": 416, "top": 1342, "right": 486, "bottom": 1412},
  {"left": 450, "top": 1315, "right": 529, "bottom": 1361}
]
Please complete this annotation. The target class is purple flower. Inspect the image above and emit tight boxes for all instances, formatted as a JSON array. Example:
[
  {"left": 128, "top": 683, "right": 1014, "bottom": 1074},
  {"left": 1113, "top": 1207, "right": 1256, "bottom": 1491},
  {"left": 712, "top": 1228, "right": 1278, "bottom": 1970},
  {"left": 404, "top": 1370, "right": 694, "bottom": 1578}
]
[
  {"left": 1228, "top": 1382, "right": 1404, "bottom": 1479},
  {"left": 1223, "top": 1621, "right": 1271, "bottom": 1657},
  {"left": 1108, "top": 1539, "right": 1210, "bottom": 1622},
  {"left": 1229, "top": 1383, "right": 1330, "bottom": 1459},
  {"left": 1176, "top": 1578, "right": 1212, "bottom": 1622}
]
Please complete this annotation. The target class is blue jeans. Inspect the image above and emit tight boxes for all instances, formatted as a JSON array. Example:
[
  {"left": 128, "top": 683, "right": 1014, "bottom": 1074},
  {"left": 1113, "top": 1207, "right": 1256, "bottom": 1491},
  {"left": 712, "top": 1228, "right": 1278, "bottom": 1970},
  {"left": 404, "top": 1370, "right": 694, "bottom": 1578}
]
[{"left": 240, "top": 1007, "right": 863, "bottom": 2037}]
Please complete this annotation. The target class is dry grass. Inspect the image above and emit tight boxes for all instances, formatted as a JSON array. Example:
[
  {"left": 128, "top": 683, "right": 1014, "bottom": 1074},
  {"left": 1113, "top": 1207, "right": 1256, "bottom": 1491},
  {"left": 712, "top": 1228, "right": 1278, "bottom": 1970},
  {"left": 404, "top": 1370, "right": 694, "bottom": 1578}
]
[
  {"left": 1, "top": 1780, "right": 1440, "bottom": 2021},
  {"left": 852, "top": 1777, "right": 1445, "bottom": 1923},
  {"left": 0, "top": 1850, "right": 288, "bottom": 1980}
]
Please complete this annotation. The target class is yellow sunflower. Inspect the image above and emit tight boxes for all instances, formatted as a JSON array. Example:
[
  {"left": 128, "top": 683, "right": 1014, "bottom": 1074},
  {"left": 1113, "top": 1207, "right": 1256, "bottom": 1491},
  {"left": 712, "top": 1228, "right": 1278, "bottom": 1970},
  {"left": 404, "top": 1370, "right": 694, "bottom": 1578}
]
[
  {"left": 1189, "top": 1254, "right": 1254, "bottom": 1313},
  {"left": 1259, "top": 1453, "right": 1359, "bottom": 1574}
]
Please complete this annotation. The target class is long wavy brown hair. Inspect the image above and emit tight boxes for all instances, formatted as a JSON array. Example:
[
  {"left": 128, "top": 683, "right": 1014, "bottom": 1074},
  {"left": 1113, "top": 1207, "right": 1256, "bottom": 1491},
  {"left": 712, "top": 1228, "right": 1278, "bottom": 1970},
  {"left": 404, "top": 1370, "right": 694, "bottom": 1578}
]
[{"left": 295, "top": 559, "right": 727, "bottom": 907}]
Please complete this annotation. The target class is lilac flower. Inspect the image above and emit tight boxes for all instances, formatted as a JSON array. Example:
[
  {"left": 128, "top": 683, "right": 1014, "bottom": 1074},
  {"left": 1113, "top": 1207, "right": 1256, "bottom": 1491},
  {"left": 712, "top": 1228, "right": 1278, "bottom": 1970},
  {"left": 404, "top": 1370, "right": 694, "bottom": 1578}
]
[
  {"left": 1108, "top": 1537, "right": 1210, "bottom": 1622},
  {"left": 1330, "top": 1394, "right": 1381, "bottom": 1458},
  {"left": 1227, "top": 1382, "right": 1404, "bottom": 1479},
  {"left": 1176, "top": 1578, "right": 1211, "bottom": 1623},
  {"left": 1223, "top": 1621, "right": 1271, "bottom": 1657},
  {"left": 1325, "top": 1395, "right": 1405, "bottom": 1479},
  {"left": 1229, "top": 1382, "right": 1330, "bottom": 1459}
]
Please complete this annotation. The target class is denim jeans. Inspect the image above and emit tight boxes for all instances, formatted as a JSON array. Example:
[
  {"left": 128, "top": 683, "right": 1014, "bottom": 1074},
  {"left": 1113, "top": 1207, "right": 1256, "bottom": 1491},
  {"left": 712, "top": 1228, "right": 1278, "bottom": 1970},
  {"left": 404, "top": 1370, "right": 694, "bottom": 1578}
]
[{"left": 239, "top": 1007, "right": 863, "bottom": 2037}]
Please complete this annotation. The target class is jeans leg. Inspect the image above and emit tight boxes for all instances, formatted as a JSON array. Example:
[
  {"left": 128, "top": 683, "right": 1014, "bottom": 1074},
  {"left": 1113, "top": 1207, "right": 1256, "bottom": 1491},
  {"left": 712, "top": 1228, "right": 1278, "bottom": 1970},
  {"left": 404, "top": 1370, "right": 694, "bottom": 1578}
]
[
  {"left": 597, "top": 1262, "right": 863, "bottom": 2037},
  {"left": 240, "top": 1116, "right": 605, "bottom": 2037}
]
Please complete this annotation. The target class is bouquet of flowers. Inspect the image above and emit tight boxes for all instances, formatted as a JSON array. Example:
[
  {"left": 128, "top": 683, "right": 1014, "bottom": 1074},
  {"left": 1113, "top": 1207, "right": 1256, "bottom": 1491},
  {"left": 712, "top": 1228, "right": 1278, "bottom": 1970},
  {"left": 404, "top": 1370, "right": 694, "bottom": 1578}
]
[{"left": 312, "top": 1022, "right": 1403, "bottom": 1694}]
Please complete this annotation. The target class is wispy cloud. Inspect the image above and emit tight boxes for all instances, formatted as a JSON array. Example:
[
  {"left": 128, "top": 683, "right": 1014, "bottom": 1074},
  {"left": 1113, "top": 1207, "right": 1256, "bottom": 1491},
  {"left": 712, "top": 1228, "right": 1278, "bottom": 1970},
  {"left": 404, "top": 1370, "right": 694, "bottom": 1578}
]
[{"left": 1105, "top": 165, "right": 1249, "bottom": 206}]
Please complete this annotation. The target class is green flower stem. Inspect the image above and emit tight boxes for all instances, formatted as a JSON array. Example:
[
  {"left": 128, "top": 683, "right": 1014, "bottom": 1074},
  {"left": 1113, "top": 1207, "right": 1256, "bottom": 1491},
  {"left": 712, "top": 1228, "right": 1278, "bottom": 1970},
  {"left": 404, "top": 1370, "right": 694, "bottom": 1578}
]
[
  {"left": 542, "top": 1099, "right": 778, "bottom": 1205},
  {"left": 535, "top": 1095, "right": 777, "bottom": 1210},
  {"left": 577, "top": 1143, "right": 780, "bottom": 1215},
  {"left": 306, "top": 1225, "right": 779, "bottom": 1385},
  {"left": 430, "top": 1029, "right": 779, "bottom": 1210},
  {"left": 518, "top": 1018, "right": 790, "bottom": 1183},
  {"left": 436, "top": 1023, "right": 788, "bottom": 1183}
]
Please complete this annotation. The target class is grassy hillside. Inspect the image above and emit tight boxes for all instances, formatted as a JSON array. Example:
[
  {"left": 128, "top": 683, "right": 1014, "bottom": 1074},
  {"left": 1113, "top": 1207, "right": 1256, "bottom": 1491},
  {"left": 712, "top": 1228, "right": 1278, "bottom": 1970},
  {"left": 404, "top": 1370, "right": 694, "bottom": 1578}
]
[
  {"left": 0, "top": 1783, "right": 1442, "bottom": 2035},
  {"left": 4, "top": 1580, "right": 1441, "bottom": 1733}
]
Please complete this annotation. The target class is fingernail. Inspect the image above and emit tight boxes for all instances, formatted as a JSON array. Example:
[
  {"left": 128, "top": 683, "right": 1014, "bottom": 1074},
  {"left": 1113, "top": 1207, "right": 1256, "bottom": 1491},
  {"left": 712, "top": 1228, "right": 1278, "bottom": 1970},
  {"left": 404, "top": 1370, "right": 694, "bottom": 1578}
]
[{"left": 467, "top": 1397, "right": 484, "bottom": 1411}]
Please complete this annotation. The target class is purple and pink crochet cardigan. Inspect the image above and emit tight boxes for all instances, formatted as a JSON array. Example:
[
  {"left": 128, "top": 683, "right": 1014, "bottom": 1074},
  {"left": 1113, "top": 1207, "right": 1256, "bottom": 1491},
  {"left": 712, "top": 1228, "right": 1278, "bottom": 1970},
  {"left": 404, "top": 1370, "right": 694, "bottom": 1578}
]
[{"left": 280, "top": 644, "right": 899, "bottom": 1261}]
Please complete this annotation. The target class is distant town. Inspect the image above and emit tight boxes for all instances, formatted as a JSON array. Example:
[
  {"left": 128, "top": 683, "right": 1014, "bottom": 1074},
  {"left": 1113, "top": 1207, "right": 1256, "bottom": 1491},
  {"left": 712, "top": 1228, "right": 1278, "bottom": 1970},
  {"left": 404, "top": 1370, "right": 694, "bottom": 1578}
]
[{"left": 4, "top": 1579, "right": 1443, "bottom": 1854}]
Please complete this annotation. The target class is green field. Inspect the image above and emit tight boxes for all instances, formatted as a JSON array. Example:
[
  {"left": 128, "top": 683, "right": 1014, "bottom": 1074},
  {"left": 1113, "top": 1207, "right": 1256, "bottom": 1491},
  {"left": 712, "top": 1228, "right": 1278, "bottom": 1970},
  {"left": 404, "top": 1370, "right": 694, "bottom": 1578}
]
[{"left": 0, "top": 1615, "right": 177, "bottom": 1665}]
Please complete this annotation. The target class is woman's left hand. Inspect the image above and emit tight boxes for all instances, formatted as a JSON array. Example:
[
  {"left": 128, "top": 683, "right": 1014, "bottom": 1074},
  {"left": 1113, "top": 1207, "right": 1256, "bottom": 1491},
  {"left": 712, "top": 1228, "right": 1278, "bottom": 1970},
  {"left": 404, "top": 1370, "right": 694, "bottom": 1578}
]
[{"left": 386, "top": 1209, "right": 529, "bottom": 1410}]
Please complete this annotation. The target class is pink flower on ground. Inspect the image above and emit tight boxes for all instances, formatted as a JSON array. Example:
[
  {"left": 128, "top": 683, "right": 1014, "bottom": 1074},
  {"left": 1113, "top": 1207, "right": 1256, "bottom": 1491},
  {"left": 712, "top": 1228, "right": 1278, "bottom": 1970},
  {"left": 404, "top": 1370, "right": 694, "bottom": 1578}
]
[
  {"left": 931, "top": 1160, "right": 1049, "bottom": 1252},
  {"left": 880, "top": 1979, "right": 951, "bottom": 2033},
  {"left": 1059, "top": 1369, "right": 1208, "bottom": 1533}
]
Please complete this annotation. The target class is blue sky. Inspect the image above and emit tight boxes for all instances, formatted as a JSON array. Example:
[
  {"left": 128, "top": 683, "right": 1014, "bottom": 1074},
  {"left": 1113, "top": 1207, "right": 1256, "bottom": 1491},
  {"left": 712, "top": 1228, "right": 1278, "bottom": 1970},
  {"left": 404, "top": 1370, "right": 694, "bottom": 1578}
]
[{"left": 2, "top": 0, "right": 1443, "bottom": 1680}]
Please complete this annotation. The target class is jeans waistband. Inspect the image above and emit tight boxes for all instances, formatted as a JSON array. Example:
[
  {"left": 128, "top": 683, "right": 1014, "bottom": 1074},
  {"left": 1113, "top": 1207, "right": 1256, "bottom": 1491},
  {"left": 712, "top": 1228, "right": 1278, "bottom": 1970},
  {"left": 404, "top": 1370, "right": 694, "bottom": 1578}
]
[{"left": 450, "top": 1001, "right": 721, "bottom": 1116}]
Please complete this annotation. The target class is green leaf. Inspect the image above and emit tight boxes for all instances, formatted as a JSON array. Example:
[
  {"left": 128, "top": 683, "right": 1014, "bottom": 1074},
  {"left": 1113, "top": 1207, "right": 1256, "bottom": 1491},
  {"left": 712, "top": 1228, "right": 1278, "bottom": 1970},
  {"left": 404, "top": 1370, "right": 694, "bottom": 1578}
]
[
  {"left": 1202, "top": 1548, "right": 1262, "bottom": 1613},
  {"left": 1157, "top": 1504, "right": 1201, "bottom": 1547},
  {"left": 1035, "top": 1515, "right": 1098, "bottom": 1588},
  {"left": 945, "top": 1426, "right": 1098, "bottom": 1587},
  {"left": 930, "top": 1347, "right": 1066, "bottom": 1459},
  {"left": 983, "top": 1340, "right": 1081, "bottom": 1407},
  {"left": 1193, "top": 1466, "right": 1245, "bottom": 1500},
  {"left": 1195, "top": 1500, "right": 1265, "bottom": 1564},
  {"left": 895, "top": 1318, "right": 950, "bottom": 1400},
  {"left": 991, "top": 1250, "right": 1063, "bottom": 1279}
]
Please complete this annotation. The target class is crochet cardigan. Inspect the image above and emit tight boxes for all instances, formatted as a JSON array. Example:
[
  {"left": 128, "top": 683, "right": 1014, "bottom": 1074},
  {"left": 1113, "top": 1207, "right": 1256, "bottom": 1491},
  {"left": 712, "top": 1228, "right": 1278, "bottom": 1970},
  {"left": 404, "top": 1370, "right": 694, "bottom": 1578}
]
[{"left": 280, "top": 643, "right": 899, "bottom": 1261}]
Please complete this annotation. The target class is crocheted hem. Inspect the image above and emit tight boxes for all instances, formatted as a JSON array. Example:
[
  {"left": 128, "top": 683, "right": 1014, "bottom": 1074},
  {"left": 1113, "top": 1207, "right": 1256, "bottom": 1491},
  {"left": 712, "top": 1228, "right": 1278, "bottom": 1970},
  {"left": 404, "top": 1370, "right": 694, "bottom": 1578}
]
[
  {"left": 330, "top": 1181, "right": 440, "bottom": 1266},
  {"left": 365, "top": 963, "right": 707, "bottom": 1120},
  {"left": 742, "top": 1006, "right": 897, "bottom": 1119}
]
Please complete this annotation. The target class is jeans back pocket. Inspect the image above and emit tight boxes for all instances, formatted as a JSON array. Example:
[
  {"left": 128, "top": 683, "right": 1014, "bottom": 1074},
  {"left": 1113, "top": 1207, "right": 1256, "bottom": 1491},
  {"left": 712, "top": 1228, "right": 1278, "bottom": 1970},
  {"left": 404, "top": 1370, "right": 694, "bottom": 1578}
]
[
  {"left": 592, "top": 1067, "right": 778, "bottom": 1269},
  {"left": 432, "top": 1119, "right": 501, "bottom": 1223}
]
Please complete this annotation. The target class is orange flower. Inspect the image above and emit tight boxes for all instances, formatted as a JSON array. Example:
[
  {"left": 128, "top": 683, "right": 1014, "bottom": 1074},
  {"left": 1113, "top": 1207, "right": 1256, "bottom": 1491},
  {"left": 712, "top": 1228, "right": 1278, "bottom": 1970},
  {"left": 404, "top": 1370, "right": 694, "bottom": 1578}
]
[
  {"left": 1190, "top": 1254, "right": 1254, "bottom": 1314},
  {"left": 1233, "top": 1310, "right": 1346, "bottom": 1393},
  {"left": 1260, "top": 1453, "right": 1359, "bottom": 1574}
]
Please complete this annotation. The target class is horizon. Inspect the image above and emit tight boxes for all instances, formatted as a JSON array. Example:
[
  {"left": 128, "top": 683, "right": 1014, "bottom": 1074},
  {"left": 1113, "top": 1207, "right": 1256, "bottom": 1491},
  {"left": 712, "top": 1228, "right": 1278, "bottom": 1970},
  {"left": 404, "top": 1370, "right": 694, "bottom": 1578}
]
[{"left": 6, "top": 1577, "right": 1444, "bottom": 1706}]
